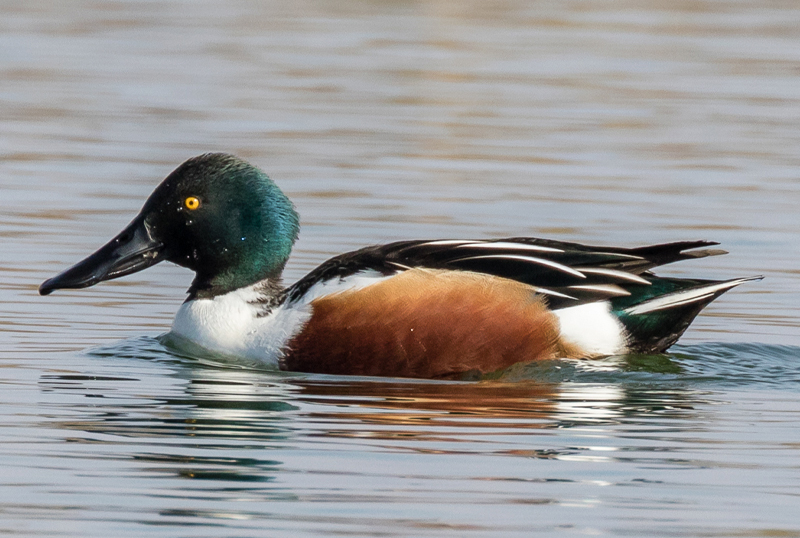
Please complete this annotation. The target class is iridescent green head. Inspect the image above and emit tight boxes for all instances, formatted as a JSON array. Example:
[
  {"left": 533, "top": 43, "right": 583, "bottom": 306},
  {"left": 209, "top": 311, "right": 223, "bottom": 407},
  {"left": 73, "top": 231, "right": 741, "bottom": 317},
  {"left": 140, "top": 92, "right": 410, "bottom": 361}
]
[{"left": 40, "top": 153, "right": 300, "bottom": 298}]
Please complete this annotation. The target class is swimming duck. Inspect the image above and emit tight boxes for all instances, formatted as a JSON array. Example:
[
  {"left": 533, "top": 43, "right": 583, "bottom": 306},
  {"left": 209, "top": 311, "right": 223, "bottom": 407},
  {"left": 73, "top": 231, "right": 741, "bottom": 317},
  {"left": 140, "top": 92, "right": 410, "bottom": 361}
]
[{"left": 40, "top": 153, "right": 759, "bottom": 379}]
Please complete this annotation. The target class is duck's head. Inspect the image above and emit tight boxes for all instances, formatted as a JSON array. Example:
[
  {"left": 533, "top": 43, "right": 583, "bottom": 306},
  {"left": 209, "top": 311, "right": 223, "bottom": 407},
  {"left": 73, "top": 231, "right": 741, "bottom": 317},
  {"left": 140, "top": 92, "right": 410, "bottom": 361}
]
[{"left": 39, "top": 153, "right": 300, "bottom": 298}]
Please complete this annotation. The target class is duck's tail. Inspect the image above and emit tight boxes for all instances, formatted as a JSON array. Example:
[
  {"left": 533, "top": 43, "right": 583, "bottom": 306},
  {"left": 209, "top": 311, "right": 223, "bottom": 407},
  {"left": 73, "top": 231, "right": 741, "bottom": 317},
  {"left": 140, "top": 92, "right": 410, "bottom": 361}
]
[{"left": 611, "top": 276, "right": 762, "bottom": 353}]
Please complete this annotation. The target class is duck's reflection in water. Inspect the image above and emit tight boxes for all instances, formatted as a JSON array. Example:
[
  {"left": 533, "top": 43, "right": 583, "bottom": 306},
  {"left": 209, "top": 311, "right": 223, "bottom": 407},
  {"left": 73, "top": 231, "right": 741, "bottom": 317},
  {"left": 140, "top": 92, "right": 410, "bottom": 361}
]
[
  {"left": 289, "top": 373, "right": 700, "bottom": 442},
  {"left": 39, "top": 349, "right": 705, "bottom": 487}
]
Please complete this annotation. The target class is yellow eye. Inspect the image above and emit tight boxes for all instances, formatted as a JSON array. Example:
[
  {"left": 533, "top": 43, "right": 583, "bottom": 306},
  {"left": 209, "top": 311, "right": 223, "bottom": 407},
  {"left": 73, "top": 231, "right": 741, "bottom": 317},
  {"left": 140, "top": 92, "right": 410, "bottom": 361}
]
[{"left": 184, "top": 196, "right": 201, "bottom": 210}]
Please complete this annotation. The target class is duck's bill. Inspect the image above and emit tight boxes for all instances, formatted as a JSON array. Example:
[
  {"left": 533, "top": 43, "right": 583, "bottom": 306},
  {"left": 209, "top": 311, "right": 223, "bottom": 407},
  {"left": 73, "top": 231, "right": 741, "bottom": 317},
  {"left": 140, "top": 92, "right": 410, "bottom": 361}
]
[{"left": 39, "top": 216, "right": 166, "bottom": 296}]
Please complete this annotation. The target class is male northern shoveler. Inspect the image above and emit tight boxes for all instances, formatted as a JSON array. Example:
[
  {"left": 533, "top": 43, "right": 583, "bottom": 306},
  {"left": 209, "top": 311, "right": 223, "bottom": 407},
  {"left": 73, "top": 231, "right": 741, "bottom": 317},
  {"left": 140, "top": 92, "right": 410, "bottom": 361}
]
[{"left": 40, "top": 153, "right": 759, "bottom": 379}]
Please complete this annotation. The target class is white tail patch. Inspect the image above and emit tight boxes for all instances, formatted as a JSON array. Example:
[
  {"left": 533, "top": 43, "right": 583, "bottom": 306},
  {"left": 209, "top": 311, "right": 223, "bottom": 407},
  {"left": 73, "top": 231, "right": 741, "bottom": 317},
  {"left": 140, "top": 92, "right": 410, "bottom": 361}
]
[
  {"left": 622, "top": 277, "right": 760, "bottom": 315},
  {"left": 554, "top": 302, "right": 628, "bottom": 357}
]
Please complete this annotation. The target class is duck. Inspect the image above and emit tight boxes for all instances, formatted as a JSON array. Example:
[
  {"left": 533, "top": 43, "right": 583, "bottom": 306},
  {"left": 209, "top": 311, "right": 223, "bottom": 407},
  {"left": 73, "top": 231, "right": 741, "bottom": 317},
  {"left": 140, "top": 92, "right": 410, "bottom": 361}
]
[{"left": 39, "top": 153, "right": 760, "bottom": 379}]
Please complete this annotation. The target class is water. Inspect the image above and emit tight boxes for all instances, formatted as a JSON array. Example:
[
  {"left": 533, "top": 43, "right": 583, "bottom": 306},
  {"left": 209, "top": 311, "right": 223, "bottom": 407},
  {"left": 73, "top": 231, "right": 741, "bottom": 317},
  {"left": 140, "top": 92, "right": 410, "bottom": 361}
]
[{"left": 2, "top": 0, "right": 800, "bottom": 536}]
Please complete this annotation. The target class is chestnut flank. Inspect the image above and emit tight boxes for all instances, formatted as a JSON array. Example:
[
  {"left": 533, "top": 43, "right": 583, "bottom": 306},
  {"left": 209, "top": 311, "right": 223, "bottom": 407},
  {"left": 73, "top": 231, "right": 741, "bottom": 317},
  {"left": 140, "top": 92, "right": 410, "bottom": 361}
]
[{"left": 282, "top": 269, "right": 574, "bottom": 379}]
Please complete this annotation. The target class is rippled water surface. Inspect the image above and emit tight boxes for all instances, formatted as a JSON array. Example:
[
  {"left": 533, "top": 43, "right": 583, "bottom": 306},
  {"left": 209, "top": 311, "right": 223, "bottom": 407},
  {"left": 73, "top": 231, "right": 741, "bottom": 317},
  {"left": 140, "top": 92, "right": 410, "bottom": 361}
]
[{"left": 2, "top": 1, "right": 800, "bottom": 536}]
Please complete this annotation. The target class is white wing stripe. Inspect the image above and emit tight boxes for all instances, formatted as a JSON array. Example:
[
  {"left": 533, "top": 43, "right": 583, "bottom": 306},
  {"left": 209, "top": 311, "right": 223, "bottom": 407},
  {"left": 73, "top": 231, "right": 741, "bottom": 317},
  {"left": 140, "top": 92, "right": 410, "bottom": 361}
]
[
  {"left": 533, "top": 287, "right": 577, "bottom": 300},
  {"left": 452, "top": 254, "right": 586, "bottom": 279},
  {"left": 577, "top": 267, "right": 651, "bottom": 285},
  {"left": 418, "top": 240, "right": 481, "bottom": 247},
  {"left": 568, "top": 284, "right": 631, "bottom": 296},
  {"left": 455, "top": 242, "right": 564, "bottom": 253}
]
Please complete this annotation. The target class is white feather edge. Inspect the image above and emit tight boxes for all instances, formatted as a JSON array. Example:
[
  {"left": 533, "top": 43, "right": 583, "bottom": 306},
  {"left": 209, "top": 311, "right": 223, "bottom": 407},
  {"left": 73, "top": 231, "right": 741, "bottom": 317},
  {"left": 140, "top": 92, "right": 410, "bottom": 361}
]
[
  {"left": 454, "top": 241, "right": 564, "bottom": 253},
  {"left": 452, "top": 254, "right": 586, "bottom": 279},
  {"left": 417, "top": 240, "right": 478, "bottom": 246},
  {"left": 577, "top": 267, "right": 651, "bottom": 285},
  {"left": 622, "top": 277, "right": 758, "bottom": 315},
  {"left": 417, "top": 239, "right": 564, "bottom": 253},
  {"left": 568, "top": 284, "right": 631, "bottom": 296}
]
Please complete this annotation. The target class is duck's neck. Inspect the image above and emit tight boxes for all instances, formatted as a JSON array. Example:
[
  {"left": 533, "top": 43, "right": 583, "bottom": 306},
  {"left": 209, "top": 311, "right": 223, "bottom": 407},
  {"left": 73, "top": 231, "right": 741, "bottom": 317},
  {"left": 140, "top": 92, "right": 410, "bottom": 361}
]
[
  {"left": 186, "top": 244, "right": 290, "bottom": 298},
  {"left": 188, "top": 273, "right": 287, "bottom": 302},
  {"left": 186, "top": 179, "right": 300, "bottom": 300}
]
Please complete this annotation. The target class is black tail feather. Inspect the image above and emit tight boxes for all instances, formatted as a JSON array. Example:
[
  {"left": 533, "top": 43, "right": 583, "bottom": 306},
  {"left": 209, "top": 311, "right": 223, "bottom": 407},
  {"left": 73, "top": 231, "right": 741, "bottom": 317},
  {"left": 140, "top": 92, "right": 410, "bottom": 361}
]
[{"left": 611, "top": 240, "right": 726, "bottom": 270}]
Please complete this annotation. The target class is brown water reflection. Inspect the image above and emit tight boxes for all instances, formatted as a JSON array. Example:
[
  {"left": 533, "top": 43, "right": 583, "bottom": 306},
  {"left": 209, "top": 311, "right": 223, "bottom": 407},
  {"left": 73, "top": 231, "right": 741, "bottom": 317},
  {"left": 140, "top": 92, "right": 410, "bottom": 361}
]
[{"left": 296, "top": 380, "right": 562, "bottom": 434}]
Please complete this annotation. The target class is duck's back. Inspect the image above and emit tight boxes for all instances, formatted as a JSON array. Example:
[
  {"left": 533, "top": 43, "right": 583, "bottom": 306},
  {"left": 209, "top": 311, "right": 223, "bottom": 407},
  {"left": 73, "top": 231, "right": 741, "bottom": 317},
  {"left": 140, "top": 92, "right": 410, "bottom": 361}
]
[{"left": 276, "top": 238, "right": 759, "bottom": 379}]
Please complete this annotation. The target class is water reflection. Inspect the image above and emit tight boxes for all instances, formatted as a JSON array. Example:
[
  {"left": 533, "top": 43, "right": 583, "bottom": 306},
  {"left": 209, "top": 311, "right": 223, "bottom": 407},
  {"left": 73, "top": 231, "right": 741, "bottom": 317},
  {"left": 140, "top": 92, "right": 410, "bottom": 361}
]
[
  {"left": 38, "top": 341, "right": 714, "bottom": 462},
  {"left": 23, "top": 339, "right": 800, "bottom": 535},
  {"left": 42, "top": 336, "right": 800, "bottom": 455}
]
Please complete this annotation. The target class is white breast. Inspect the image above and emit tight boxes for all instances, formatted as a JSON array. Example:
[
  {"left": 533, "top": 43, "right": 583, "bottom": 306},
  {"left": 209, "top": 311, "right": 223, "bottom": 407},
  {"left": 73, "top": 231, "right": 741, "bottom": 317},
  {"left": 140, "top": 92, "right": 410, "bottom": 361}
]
[
  {"left": 169, "top": 271, "right": 394, "bottom": 366},
  {"left": 170, "top": 287, "right": 310, "bottom": 366}
]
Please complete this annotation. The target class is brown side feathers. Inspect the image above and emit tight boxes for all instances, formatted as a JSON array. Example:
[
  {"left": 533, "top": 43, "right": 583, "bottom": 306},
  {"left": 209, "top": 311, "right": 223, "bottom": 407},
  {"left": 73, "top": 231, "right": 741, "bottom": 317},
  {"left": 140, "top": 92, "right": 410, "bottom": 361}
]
[{"left": 282, "top": 269, "right": 574, "bottom": 379}]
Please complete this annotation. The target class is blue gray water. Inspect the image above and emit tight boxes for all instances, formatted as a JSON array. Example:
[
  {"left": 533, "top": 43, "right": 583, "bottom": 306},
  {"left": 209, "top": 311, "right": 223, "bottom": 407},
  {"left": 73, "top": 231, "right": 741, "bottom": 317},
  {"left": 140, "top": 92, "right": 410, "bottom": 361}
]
[{"left": 2, "top": 1, "right": 799, "bottom": 536}]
